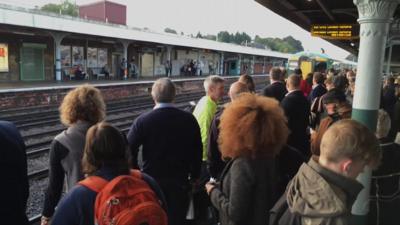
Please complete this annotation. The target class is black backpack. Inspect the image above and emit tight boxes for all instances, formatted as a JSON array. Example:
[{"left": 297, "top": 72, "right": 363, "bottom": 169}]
[{"left": 269, "top": 193, "right": 301, "bottom": 225}]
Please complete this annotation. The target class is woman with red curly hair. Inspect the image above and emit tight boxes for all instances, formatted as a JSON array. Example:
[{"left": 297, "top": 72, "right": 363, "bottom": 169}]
[
  {"left": 41, "top": 84, "right": 106, "bottom": 225},
  {"left": 205, "top": 93, "right": 289, "bottom": 225}
]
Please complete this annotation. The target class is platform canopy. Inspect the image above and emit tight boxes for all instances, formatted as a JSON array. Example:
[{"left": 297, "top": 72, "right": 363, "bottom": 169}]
[{"left": 255, "top": 0, "right": 400, "bottom": 57}]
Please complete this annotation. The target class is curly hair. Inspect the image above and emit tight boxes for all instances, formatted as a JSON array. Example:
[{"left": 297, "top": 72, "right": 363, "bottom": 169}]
[
  {"left": 219, "top": 93, "right": 289, "bottom": 159},
  {"left": 59, "top": 84, "right": 106, "bottom": 126}
]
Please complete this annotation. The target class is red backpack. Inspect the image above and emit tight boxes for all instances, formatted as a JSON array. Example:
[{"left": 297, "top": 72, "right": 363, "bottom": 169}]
[{"left": 79, "top": 170, "right": 168, "bottom": 225}]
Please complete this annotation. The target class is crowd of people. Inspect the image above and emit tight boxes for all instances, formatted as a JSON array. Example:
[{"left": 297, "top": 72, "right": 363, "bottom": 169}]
[{"left": 3, "top": 68, "right": 400, "bottom": 225}]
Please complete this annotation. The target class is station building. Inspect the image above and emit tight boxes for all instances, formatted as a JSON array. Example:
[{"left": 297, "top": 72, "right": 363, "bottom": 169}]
[{"left": 0, "top": 1, "right": 289, "bottom": 82}]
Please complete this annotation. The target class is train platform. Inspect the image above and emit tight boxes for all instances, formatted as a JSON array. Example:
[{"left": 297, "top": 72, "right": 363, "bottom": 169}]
[{"left": 0, "top": 74, "right": 269, "bottom": 110}]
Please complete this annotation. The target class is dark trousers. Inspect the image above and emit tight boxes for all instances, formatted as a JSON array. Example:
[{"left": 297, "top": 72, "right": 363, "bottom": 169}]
[{"left": 158, "top": 179, "right": 190, "bottom": 225}]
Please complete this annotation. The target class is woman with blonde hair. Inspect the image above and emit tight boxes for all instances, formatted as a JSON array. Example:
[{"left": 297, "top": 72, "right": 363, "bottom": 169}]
[
  {"left": 41, "top": 84, "right": 106, "bottom": 225},
  {"left": 205, "top": 93, "right": 289, "bottom": 225}
]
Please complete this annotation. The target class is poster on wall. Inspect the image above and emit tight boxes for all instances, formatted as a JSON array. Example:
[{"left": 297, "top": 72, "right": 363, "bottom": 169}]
[{"left": 0, "top": 43, "right": 9, "bottom": 72}]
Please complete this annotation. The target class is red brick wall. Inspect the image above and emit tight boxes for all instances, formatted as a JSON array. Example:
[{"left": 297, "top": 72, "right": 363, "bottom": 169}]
[
  {"left": 105, "top": 1, "right": 126, "bottom": 25},
  {"left": 0, "top": 76, "right": 268, "bottom": 110},
  {"left": 79, "top": 2, "right": 106, "bottom": 22}
]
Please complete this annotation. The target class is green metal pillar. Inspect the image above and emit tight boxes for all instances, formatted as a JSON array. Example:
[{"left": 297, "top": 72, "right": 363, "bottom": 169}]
[{"left": 351, "top": 0, "right": 399, "bottom": 224}]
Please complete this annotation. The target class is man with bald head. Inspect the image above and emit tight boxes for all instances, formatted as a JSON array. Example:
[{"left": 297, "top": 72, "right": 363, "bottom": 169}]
[
  {"left": 281, "top": 74, "right": 311, "bottom": 157},
  {"left": 207, "top": 81, "right": 249, "bottom": 179}
]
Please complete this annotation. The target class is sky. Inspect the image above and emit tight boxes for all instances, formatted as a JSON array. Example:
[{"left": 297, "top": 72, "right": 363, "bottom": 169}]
[{"left": 1, "top": 0, "right": 352, "bottom": 59}]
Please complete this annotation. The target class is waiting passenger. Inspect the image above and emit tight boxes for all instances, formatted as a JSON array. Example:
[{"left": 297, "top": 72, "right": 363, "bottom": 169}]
[
  {"left": 262, "top": 67, "right": 287, "bottom": 102},
  {"left": 207, "top": 81, "right": 249, "bottom": 180},
  {"left": 333, "top": 75, "right": 349, "bottom": 93},
  {"left": 300, "top": 72, "right": 313, "bottom": 97},
  {"left": 205, "top": 93, "right": 289, "bottom": 225},
  {"left": 370, "top": 109, "right": 400, "bottom": 225},
  {"left": 382, "top": 76, "right": 398, "bottom": 141},
  {"left": 193, "top": 75, "right": 224, "bottom": 222},
  {"left": 270, "top": 119, "right": 381, "bottom": 225},
  {"left": 310, "top": 89, "right": 351, "bottom": 156},
  {"left": 0, "top": 121, "right": 29, "bottom": 225},
  {"left": 74, "top": 64, "right": 86, "bottom": 80},
  {"left": 238, "top": 74, "right": 256, "bottom": 93},
  {"left": 51, "top": 122, "right": 166, "bottom": 225},
  {"left": 41, "top": 85, "right": 106, "bottom": 225},
  {"left": 309, "top": 72, "right": 327, "bottom": 103},
  {"left": 193, "top": 75, "right": 225, "bottom": 162},
  {"left": 281, "top": 74, "right": 311, "bottom": 158},
  {"left": 127, "top": 78, "right": 202, "bottom": 225}
]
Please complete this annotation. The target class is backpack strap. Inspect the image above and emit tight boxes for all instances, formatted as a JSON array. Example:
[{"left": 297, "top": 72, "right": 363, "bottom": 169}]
[
  {"left": 79, "top": 176, "right": 109, "bottom": 193},
  {"left": 79, "top": 170, "right": 142, "bottom": 193}
]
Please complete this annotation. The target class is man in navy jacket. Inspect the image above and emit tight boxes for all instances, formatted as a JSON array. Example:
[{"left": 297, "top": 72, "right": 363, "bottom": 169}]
[
  {"left": 262, "top": 67, "right": 287, "bottom": 102},
  {"left": 0, "top": 120, "right": 29, "bottom": 225},
  {"left": 127, "top": 78, "right": 202, "bottom": 225},
  {"left": 281, "top": 75, "right": 311, "bottom": 157}
]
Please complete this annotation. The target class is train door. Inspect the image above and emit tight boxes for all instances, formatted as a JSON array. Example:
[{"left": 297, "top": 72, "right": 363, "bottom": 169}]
[
  {"left": 20, "top": 44, "right": 45, "bottom": 81},
  {"left": 300, "top": 61, "right": 312, "bottom": 79}
]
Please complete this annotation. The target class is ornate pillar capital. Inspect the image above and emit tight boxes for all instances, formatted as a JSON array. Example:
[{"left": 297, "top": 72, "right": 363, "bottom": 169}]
[{"left": 354, "top": 0, "right": 399, "bottom": 23}]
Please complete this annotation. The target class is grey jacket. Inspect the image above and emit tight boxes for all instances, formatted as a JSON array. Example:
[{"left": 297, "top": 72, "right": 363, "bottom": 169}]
[
  {"left": 210, "top": 156, "right": 278, "bottom": 225},
  {"left": 54, "top": 121, "right": 90, "bottom": 190},
  {"left": 287, "top": 159, "right": 363, "bottom": 225}
]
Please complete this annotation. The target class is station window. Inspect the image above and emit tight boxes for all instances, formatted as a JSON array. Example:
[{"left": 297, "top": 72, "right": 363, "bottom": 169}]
[
  {"left": 98, "top": 48, "right": 107, "bottom": 67},
  {"left": 61, "top": 45, "right": 71, "bottom": 67},
  {"left": 72, "top": 46, "right": 84, "bottom": 66},
  {"left": 87, "top": 47, "right": 98, "bottom": 67}
]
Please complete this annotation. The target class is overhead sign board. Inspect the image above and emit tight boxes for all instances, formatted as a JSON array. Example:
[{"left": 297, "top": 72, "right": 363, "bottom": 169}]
[{"left": 311, "top": 24, "right": 359, "bottom": 40}]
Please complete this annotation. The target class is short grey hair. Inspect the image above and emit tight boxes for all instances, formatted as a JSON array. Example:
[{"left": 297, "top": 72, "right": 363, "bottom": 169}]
[
  {"left": 376, "top": 109, "right": 391, "bottom": 139},
  {"left": 151, "top": 78, "right": 176, "bottom": 103},
  {"left": 204, "top": 75, "right": 224, "bottom": 92}
]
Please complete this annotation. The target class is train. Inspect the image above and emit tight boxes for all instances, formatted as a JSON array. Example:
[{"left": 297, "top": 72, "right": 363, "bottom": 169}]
[{"left": 287, "top": 51, "right": 357, "bottom": 79}]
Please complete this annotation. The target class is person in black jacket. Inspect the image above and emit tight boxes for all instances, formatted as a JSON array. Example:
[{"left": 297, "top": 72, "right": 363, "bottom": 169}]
[
  {"left": 0, "top": 120, "right": 29, "bottom": 225},
  {"left": 127, "top": 78, "right": 202, "bottom": 225},
  {"left": 308, "top": 72, "right": 327, "bottom": 103},
  {"left": 41, "top": 85, "right": 106, "bottom": 225},
  {"left": 370, "top": 109, "right": 400, "bottom": 224},
  {"left": 281, "top": 74, "right": 311, "bottom": 158},
  {"left": 207, "top": 81, "right": 249, "bottom": 180},
  {"left": 262, "top": 67, "right": 287, "bottom": 102}
]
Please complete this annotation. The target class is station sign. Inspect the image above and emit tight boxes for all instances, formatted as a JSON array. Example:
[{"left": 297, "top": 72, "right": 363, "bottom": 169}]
[
  {"left": 0, "top": 43, "right": 9, "bottom": 72},
  {"left": 311, "top": 24, "right": 359, "bottom": 40}
]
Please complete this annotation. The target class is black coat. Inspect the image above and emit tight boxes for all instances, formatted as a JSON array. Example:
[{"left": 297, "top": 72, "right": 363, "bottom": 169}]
[
  {"left": 262, "top": 82, "right": 288, "bottom": 102},
  {"left": 0, "top": 121, "right": 29, "bottom": 225},
  {"left": 207, "top": 108, "right": 226, "bottom": 179},
  {"left": 127, "top": 107, "right": 202, "bottom": 183},
  {"left": 210, "top": 156, "right": 278, "bottom": 225},
  {"left": 281, "top": 90, "right": 311, "bottom": 157},
  {"left": 309, "top": 84, "right": 327, "bottom": 103}
]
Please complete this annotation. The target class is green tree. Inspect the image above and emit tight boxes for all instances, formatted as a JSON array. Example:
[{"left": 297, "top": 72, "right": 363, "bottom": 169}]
[
  {"left": 217, "top": 31, "right": 231, "bottom": 43},
  {"left": 254, "top": 35, "right": 303, "bottom": 53},
  {"left": 164, "top": 28, "right": 178, "bottom": 34},
  {"left": 41, "top": 0, "right": 78, "bottom": 17},
  {"left": 232, "top": 32, "right": 251, "bottom": 45}
]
